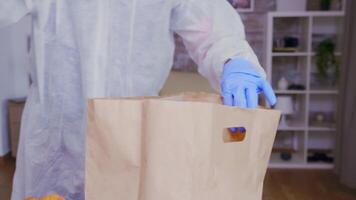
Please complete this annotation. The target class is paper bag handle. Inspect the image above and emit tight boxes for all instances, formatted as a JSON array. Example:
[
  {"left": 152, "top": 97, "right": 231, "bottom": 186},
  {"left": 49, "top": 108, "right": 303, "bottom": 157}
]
[
  {"left": 217, "top": 104, "right": 253, "bottom": 143},
  {"left": 223, "top": 127, "right": 246, "bottom": 143}
]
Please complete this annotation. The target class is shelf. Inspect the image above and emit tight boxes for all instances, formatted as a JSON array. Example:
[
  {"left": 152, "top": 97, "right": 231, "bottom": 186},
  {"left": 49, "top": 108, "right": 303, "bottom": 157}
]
[
  {"left": 272, "top": 52, "right": 309, "bottom": 57},
  {"left": 310, "top": 52, "right": 342, "bottom": 56},
  {"left": 266, "top": 11, "right": 342, "bottom": 169},
  {"left": 271, "top": 52, "right": 342, "bottom": 57},
  {"left": 271, "top": 57, "right": 308, "bottom": 88},
  {"left": 278, "top": 126, "right": 306, "bottom": 131},
  {"left": 275, "top": 90, "right": 338, "bottom": 95},
  {"left": 269, "top": 163, "right": 334, "bottom": 169},
  {"left": 308, "top": 148, "right": 333, "bottom": 153},
  {"left": 275, "top": 90, "right": 306, "bottom": 94},
  {"left": 278, "top": 120, "right": 306, "bottom": 131},
  {"left": 309, "top": 90, "right": 338, "bottom": 94},
  {"left": 277, "top": 115, "right": 306, "bottom": 127},
  {"left": 269, "top": 11, "right": 345, "bottom": 18},
  {"left": 308, "top": 123, "right": 337, "bottom": 131},
  {"left": 272, "top": 148, "right": 296, "bottom": 153},
  {"left": 269, "top": 152, "right": 305, "bottom": 168},
  {"left": 269, "top": 153, "right": 334, "bottom": 169},
  {"left": 268, "top": 163, "right": 334, "bottom": 169},
  {"left": 303, "top": 163, "right": 334, "bottom": 169},
  {"left": 269, "top": 162, "right": 334, "bottom": 169},
  {"left": 308, "top": 126, "right": 336, "bottom": 131}
]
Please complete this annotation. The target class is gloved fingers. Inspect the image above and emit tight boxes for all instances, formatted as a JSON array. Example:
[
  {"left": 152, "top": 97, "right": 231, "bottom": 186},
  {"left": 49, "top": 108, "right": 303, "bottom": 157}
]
[
  {"left": 261, "top": 80, "right": 277, "bottom": 106},
  {"left": 223, "top": 91, "right": 238, "bottom": 132},
  {"left": 246, "top": 86, "right": 258, "bottom": 108},
  {"left": 229, "top": 127, "right": 238, "bottom": 133},
  {"left": 230, "top": 87, "right": 246, "bottom": 133},
  {"left": 226, "top": 87, "right": 246, "bottom": 133},
  {"left": 233, "top": 87, "right": 247, "bottom": 108},
  {"left": 222, "top": 92, "right": 234, "bottom": 106}
]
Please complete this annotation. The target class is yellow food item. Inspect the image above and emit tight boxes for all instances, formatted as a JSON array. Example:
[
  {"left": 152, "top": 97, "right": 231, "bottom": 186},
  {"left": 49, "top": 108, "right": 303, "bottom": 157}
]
[
  {"left": 40, "top": 194, "right": 65, "bottom": 200},
  {"left": 25, "top": 194, "right": 65, "bottom": 200}
]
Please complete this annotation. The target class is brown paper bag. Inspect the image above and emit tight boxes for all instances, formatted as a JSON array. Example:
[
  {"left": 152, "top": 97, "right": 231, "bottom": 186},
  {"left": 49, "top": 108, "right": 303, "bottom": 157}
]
[{"left": 85, "top": 93, "right": 280, "bottom": 200}]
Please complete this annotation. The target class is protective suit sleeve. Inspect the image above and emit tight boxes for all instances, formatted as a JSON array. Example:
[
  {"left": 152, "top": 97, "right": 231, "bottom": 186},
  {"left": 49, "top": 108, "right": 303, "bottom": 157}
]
[
  {"left": 170, "top": 0, "right": 266, "bottom": 91},
  {"left": 0, "top": 0, "right": 29, "bottom": 28}
]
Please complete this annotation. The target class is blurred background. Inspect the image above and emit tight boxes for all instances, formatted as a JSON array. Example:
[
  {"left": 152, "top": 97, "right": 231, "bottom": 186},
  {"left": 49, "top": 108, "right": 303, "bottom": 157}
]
[{"left": 1, "top": 0, "right": 356, "bottom": 199}]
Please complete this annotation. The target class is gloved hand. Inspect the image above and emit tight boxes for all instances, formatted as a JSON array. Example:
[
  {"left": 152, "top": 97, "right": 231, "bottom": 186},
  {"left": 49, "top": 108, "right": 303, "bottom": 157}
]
[{"left": 221, "top": 58, "right": 277, "bottom": 109}]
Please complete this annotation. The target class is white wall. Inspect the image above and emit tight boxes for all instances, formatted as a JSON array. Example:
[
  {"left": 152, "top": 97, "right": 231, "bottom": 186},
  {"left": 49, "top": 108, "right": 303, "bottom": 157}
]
[{"left": 0, "top": 16, "right": 31, "bottom": 156}]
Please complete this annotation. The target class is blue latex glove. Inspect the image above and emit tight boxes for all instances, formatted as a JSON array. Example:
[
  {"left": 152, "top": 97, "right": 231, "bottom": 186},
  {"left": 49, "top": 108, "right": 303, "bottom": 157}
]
[{"left": 221, "top": 58, "right": 277, "bottom": 109}]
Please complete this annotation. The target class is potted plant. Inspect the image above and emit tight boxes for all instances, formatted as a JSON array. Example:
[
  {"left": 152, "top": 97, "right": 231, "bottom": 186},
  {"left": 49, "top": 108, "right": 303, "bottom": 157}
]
[
  {"left": 320, "top": 0, "right": 332, "bottom": 10},
  {"left": 315, "top": 39, "right": 339, "bottom": 86}
]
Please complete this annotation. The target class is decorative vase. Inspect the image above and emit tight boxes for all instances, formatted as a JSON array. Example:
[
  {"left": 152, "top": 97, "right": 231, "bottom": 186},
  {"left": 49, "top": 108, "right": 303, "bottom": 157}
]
[
  {"left": 278, "top": 77, "right": 289, "bottom": 90},
  {"left": 325, "top": 65, "right": 337, "bottom": 86}
]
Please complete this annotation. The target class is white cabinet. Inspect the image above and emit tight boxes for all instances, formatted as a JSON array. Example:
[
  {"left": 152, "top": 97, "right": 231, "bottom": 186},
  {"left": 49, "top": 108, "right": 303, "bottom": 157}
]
[{"left": 265, "top": 11, "right": 344, "bottom": 168}]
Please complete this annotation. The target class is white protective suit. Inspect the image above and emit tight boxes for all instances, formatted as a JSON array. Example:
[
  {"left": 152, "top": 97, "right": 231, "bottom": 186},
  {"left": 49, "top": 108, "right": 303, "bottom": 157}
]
[{"left": 0, "top": 0, "right": 265, "bottom": 199}]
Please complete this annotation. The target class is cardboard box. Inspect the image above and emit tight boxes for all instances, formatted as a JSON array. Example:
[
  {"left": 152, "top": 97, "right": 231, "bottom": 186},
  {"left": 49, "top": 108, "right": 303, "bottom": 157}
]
[{"left": 8, "top": 99, "right": 25, "bottom": 157}]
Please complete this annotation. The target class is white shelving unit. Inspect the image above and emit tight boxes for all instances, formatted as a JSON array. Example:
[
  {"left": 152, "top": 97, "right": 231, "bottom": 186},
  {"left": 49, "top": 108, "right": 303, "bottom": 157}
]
[{"left": 265, "top": 11, "right": 344, "bottom": 169}]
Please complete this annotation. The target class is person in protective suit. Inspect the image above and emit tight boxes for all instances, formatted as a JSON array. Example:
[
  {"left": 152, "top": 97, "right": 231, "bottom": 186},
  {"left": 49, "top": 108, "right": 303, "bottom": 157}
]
[{"left": 0, "top": 0, "right": 276, "bottom": 199}]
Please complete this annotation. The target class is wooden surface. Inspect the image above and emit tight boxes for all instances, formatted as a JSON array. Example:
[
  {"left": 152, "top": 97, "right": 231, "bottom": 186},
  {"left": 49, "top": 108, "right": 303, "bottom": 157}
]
[
  {"left": 1, "top": 157, "right": 356, "bottom": 200},
  {"left": 0, "top": 153, "right": 11, "bottom": 166},
  {"left": 0, "top": 157, "right": 15, "bottom": 200},
  {"left": 263, "top": 169, "right": 356, "bottom": 200}
]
